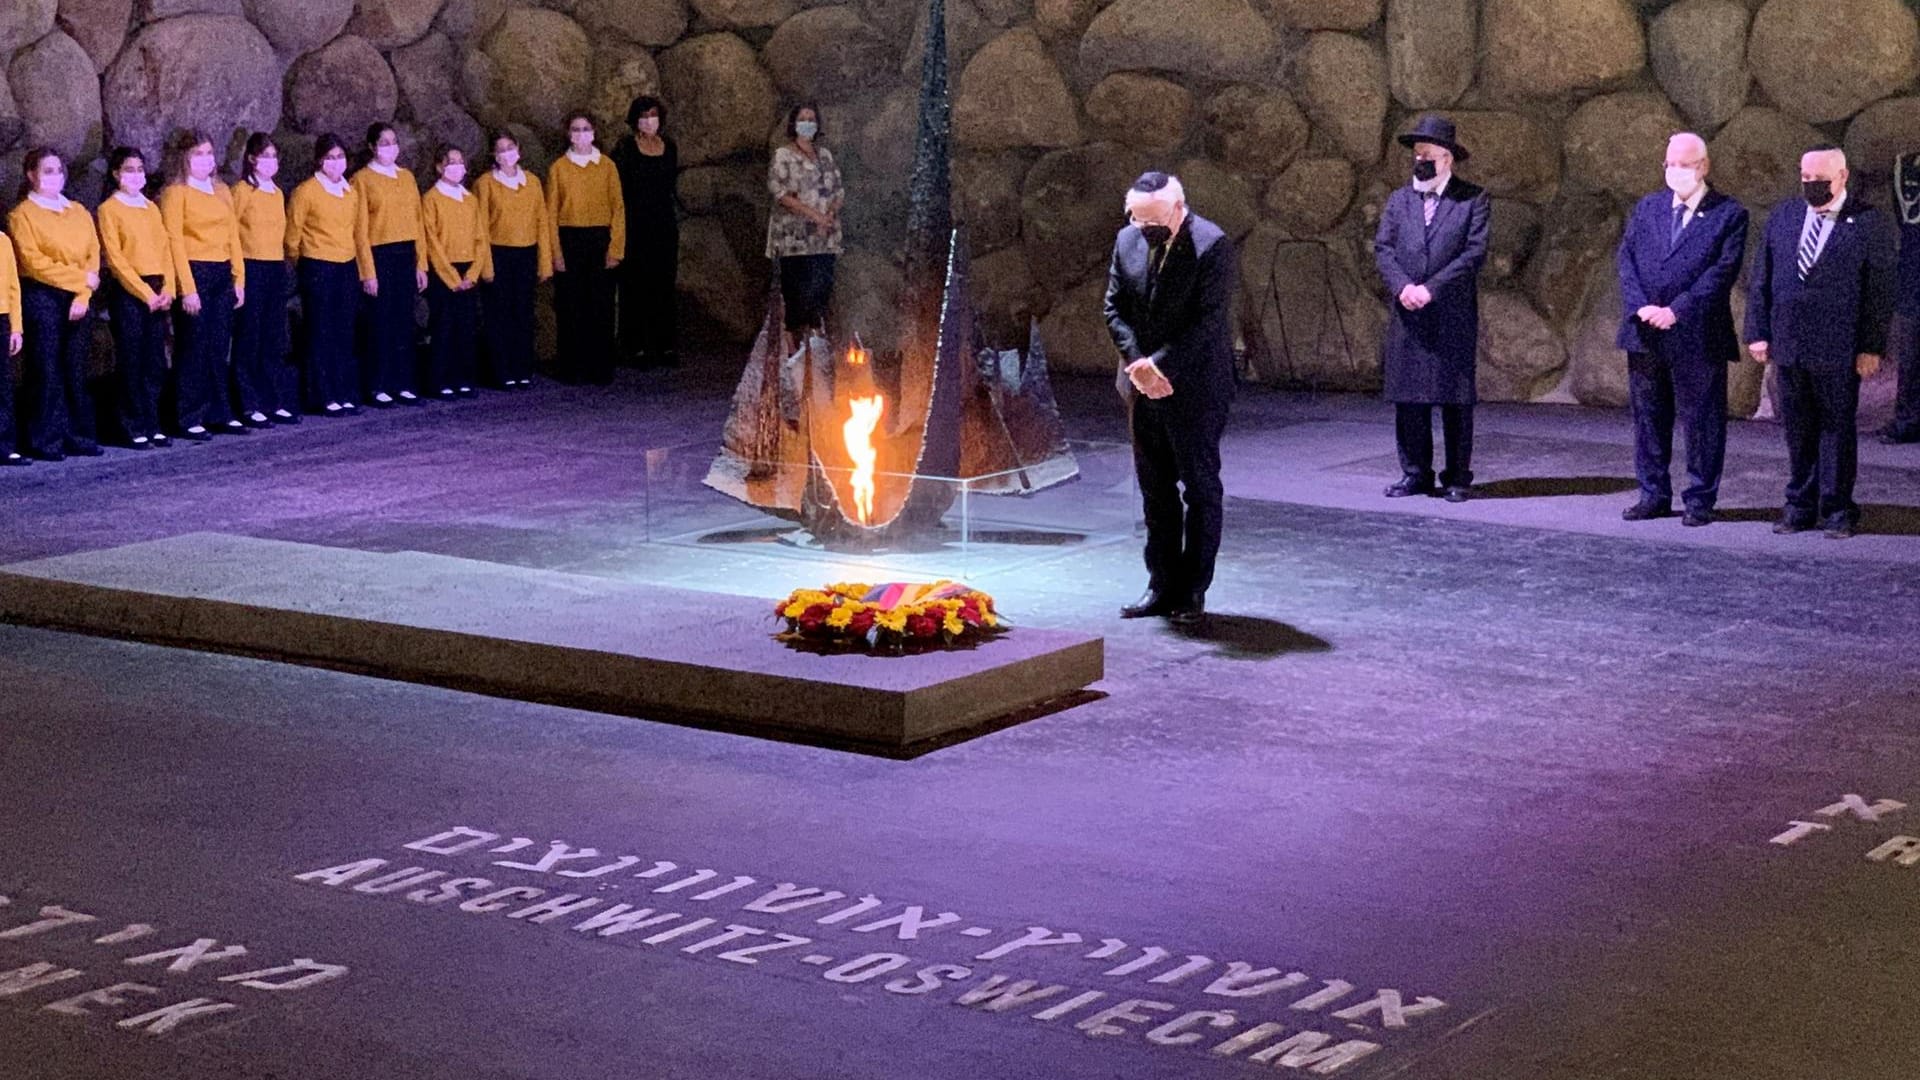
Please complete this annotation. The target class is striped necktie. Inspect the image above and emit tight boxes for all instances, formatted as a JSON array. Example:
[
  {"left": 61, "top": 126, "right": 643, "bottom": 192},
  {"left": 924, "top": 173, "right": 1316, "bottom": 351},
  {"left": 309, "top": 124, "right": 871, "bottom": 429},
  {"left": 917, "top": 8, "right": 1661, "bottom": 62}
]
[
  {"left": 1422, "top": 192, "right": 1438, "bottom": 227},
  {"left": 1797, "top": 211, "right": 1832, "bottom": 280}
]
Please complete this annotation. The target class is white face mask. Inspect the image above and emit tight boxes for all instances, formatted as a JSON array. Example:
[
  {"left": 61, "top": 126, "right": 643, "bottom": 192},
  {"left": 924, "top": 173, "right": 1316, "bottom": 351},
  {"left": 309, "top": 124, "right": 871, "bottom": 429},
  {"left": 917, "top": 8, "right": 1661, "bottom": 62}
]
[
  {"left": 495, "top": 149, "right": 519, "bottom": 170},
  {"left": 570, "top": 130, "right": 594, "bottom": 152},
  {"left": 37, "top": 170, "right": 64, "bottom": 197},
  {"left": 119, "top": 168, "right": 146, "bottom": 195},
  {"left": 375, "top": 143, "right": 400, "bottom": 166},
  {"left": 794, "top": 120, "right": 818, "bottom": 140},
  {"left": 637, "top": 117, "right": 660, "bottom": 136},
  {"left": 442, "top": 162, "right": 467, "bottom": 185},
  {"left": 320, "top": 156, "right": 347, "bottom": 181},
  {"left": 189, "top": 151, "right": 216, "bottom": 180},
  {"left": 255, "top": 156, "right": 279, "bottom": 181},
  {"left": 1665, "top": 166, "right": 1700, "bottom": 197}
]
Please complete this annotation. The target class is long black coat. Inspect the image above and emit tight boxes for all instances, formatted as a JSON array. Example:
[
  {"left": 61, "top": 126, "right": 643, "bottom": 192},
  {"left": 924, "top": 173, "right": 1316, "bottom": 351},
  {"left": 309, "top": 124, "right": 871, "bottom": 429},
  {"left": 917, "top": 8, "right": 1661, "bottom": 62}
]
[
  {"left": 1373, "top": 178, "right": 1491, "bottom": 405},
  {"left": 1103, "top": 213, "right": 1237, "bottom": 417},
  {"left": 1745, "top": 195, "right": 1896, "bottom": 371},
  {"left": 1615, "top": 187, "right": 1749, "bottom": 364}
]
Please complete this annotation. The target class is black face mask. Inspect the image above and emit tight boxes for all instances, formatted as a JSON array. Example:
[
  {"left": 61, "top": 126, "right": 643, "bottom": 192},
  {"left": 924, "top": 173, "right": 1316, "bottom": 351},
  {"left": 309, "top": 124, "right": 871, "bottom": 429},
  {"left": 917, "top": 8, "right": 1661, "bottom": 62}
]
[
  {"left": 1139, "top": 224, "right": 1172, "bottom": 247},
  {"left": 1412, "top": 159, "right": 1439, "bottom": 183},
  {"left": 1804, "top": 179, "right": 1835, "bottom": 208}
]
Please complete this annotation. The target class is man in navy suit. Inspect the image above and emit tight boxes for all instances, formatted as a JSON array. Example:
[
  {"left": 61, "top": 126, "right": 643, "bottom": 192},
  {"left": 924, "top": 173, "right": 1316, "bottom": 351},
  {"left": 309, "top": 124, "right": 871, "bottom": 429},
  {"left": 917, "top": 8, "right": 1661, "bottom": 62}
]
[
  {"left": 1615, "top": 132, "right": 1750, "bottom": 527},
  {"left": 1746, "top": 145, "right": 1896, "bottom": 539},
  {"left": 1374, "top": 115, "right": 1491, "bottom": 502},
  {"left": 1105, "top": 171, "right": 1237, "bottom": 627}
]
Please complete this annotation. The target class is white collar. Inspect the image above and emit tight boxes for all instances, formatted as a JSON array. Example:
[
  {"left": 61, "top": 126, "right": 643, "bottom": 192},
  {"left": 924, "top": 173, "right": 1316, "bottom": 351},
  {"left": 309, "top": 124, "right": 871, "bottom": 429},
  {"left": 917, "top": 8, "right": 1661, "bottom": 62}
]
[
  {"left": 187, "top": 176, "right": 216, "bottom": 195},
  {"left": 252, "top": 177, "right": 278, "bottom": 194},
  {"left": 1672, "top": 184, "right": 1707, "bottom": 212},
  {"left": 565, "top": 148, "right": 601, "bottom": 167},
  {"left": 113, "top": 190, "right": 150, "bottom": 209},
  {"left": 492, "top": 169, "right": 526, "bottom": 190},
  {"left": 368, "top": 161, "right": 399, "bottom": 179},
  {"left": 26, "top": 192, "right": 70, "bottom": 212},
  {"left": 1413, "top": 172, "right": 1450, "bottom": 197},
  {"left": 434, "top": 180, "right": 467, "bottom": 201},
  {"left": 317, "top": 174, "right": 351, "bottom": 198}
]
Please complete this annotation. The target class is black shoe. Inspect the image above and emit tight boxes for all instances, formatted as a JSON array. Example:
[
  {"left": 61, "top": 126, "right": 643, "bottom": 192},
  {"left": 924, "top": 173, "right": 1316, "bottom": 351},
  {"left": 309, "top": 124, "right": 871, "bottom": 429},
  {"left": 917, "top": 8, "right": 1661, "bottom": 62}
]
[
  {"left": 218, "top": 421, "right": 251, "bottom": 435},
  {"left": 1877, "top": 425, "right": 1920, "bottom": 445},
  {"left": 1443, "top": 485, "right": 1471, "bottom": 503},
  {"left": 242, "top": 413, "right": 272, "bottom": 429},
  {"left": 1120, "top": 590, "right": 1175, "bottom": 619},
  {"left": 2, "top": 453, "right": 30, "bottom": 467},
  {"left": 1682, "top": 507, "right": 1714, "bottom": 527},
  {"left": 1824, "top": 520, "right": 1859, "bottom": 540},
  {"left": 177, "top": 427, "right": 212, "bottom": 442},
  {"left": 1773, "top": 515, "right": 1814, "bottom": 535},
  {"left": 341, "top": 403, "right": 360, "bottom": 415},
  {"left": 1168, "top": 596, "right": 1207, "bottom": 629},
  {"left": 272, "top": 409, "right": 300, "bottom": 426},
  {"left": 149, "top": 433, "right": 171, "bottom": 446},
  {"left": 1621, "top": 501, "right": 1672, "bottom": 522},
  {"left": 28, "top": 449, "right": 64, "bottom": 462},
  {"left": 1385, "top": 477, "right": 1436, "bottom": 498}
]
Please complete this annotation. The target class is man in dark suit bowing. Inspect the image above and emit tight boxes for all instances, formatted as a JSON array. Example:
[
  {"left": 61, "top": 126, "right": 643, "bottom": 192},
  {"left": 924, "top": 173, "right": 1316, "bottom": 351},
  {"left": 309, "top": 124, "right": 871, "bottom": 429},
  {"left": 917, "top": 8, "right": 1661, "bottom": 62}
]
[
  {"left": 1746, "top": 144, "right": 1896, "bottom": 539},
  {"left": 1374, "top": 115, "right": 1491, "bottom": 503},
  {"left": 1615, "top": 132, "right": 1749, "bottom": 527},
  {"left": 1104, "top": 171, "right": 1237, "bottom": 628}
]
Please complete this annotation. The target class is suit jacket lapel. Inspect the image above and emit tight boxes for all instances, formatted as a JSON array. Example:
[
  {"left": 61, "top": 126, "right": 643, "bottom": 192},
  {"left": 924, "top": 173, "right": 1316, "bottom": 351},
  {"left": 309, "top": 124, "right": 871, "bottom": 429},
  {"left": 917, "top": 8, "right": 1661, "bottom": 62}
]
[{"left": 1664, "top": 191, "right": 1717, "bottom": 262}]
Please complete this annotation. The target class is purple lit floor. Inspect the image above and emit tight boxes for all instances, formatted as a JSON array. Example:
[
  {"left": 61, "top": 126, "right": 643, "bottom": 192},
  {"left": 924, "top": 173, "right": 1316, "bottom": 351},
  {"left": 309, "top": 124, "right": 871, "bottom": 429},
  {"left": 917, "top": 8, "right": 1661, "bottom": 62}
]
[{"left": 3, "top": 363, "right": 1919, "bottom": 1079}]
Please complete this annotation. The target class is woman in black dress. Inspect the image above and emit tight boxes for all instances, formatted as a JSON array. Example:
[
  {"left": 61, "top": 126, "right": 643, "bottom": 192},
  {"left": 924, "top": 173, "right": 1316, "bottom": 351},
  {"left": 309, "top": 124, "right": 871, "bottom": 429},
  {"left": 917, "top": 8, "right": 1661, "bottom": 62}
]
[{"left": 611, "top": 95, "right": 679, "bottom": 369}]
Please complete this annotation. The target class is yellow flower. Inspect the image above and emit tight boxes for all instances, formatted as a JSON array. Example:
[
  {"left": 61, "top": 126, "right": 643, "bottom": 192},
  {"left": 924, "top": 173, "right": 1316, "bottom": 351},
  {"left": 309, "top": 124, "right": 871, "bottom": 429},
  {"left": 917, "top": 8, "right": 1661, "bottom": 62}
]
[
  {"left": 942, "top": 614, "right": 965, "bottom": 636},
  {"left": 877, "top": 610, "right": 909, "bottom": 633},
  {"left": 782, "top": 601, "right": 809, "bottom": 618},
  {"left": 826, "top": 605, "right": 855, "bottom": 629}
]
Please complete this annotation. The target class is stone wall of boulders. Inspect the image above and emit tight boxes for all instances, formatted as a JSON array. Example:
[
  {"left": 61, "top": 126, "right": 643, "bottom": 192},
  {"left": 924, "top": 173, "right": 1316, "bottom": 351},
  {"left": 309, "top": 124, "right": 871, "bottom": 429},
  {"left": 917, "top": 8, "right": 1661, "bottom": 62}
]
[{"left": 6, "top": 0, "right": 1920, "bottom": 407}]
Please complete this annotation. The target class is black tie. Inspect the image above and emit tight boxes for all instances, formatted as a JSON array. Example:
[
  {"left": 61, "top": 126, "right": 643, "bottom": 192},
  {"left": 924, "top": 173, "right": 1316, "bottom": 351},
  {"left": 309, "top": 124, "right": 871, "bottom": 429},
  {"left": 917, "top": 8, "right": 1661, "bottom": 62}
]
[
  {"left": 1146, "top": 244, "right": 1166, "bottom": 296},
  {"left": 1669, "top": 203, "right": 1686, "bottom": 249}
]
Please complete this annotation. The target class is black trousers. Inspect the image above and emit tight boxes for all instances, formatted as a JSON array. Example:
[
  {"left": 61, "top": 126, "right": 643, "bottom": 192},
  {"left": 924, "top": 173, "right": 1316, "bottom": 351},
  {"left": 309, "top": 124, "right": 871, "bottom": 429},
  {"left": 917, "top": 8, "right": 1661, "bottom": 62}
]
[
  {"left": 1628, "top": 352, "right": 1728, "bottom": 511},
  {"left": 232, "top": 257, "right": 290, "bottom": 416},
  {"left": 0, "top": 313, "right": 14, "bottom": 453},
  {"left": 426, "top": 265, "right": 479, "bottom": 392},
  {"left": 1776, "top": 362, "right": 1861, "bottom": 526},
  {"left": 299, "top": 258, "right": 359, "bottom": 408},
  {"left": 1394, "top": 403, "right": 1473, "bottom": 488},
  {"left": 620, "top": 228, "right": 678, "bottom": 361},
  {"left": 20, "top": 279, "right": 96, "bottom": 456},
  {"left": 484, "top": 244, "right": 538, "bottom": 385},
  {"left": 1889, "top": 312, "right": 1920, "bottom": 437},
  {"left": 173, "top": 261, "right": 237, "bottom": 432},
  {"left": 108, "top": 276, "right": 168, "bottom": 442},
  {"left": 556, "top": 226, "right": 615, "bottom": 384},
  {"left": 363, "top": 241, "right": 418, "bottom": 397},
  {"left": 1132, "top": 398, "right": 1228, "bottom": 601},
  {"left": 779, "top": 253, "right": 835, "bottom": 333}
]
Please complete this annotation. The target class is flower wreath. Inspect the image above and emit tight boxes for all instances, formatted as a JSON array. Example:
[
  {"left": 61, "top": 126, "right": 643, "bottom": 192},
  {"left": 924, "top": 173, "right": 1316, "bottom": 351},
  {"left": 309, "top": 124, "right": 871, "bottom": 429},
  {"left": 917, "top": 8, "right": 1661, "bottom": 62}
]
[{"left": 777, "top": 581, "right": 1004, "bottom": 650}]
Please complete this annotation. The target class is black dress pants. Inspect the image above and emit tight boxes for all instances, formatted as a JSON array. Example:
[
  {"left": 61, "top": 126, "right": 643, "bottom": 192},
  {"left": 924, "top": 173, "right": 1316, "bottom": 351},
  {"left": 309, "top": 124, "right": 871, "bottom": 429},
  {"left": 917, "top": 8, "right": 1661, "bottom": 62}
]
[
  {"left": 426, "top": 264, "right": 479, "bottom": 392},
  {"left": 20, "top": 279, "right": 96, "bottom": 457},
  {"left": 299, "top": 258, "right": 359, "bottom": 408},
  {"left": 232, "top": 257, "right": 290, "bottom": 416},
  {"left": 1888, "top": 312, "right": 1920, "bottom": 438},
  {"left": 1394, "top": 402, "right": 1473, "bottom": 489},
  {"left": 363, "top": 241, "right": 418, "bottom": 397},
  {"left": 778, "top": 253, "right": 836, "bottom": 334},
  {"left": 1628, "top": 351, "right": 1728, "bottom": 511},
  {"left": 484, "top": 244, "right": 538, "bottom": 385},
  {"left": 1776, "top": 362, "right": 1861, "bottom": 527},
  {"left": 620, "top": 227, "right": 678, "bottom": 363},
  {"left": 1132, "top": 396, "right": 1228, "bottom": 602},
  {"left": 173, "top": 260, "right": 237, "bottom": 432},
  {"left": 109, "top": 276, "right": 168, "bottom": 442},
  {"left": 555, "top": 226, "right": 615, "bottom": 384}
]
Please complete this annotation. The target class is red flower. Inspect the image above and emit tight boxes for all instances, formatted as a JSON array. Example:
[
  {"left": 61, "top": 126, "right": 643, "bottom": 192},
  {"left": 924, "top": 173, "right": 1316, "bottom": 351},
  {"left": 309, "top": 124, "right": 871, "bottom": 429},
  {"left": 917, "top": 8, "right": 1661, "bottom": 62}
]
[
  {"left": 906, "top": 613, "right": 939, "bottom": 638},
  {"left": 849, "top": 609, "right": 876, "bottom": 635}
]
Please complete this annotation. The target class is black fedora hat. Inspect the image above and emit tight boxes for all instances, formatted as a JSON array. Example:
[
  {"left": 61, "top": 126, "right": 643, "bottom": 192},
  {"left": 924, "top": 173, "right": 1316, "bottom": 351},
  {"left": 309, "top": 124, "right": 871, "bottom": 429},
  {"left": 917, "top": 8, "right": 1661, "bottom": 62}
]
[{"left": 1396, "top": 115, "right": 1469, "bottom": 163}]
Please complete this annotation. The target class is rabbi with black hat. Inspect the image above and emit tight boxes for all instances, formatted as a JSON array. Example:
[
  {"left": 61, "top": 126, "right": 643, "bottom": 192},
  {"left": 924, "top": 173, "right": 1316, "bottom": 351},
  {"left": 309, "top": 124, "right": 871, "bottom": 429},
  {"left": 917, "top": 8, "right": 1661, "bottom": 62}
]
[{"left": 1373, "top": 115, "right": 1492, "bottom": 502}]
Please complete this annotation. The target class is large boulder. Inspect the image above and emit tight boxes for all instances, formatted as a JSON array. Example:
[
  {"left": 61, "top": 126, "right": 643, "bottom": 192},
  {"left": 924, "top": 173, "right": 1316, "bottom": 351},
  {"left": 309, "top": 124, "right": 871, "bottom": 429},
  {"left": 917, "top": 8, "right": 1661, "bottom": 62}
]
[
  {"left": 287, "top": 35, "right": 398, "bottom": 139},
  {"left": 1021, "top": 141, "right": 1154, "bottom": 286},
  {"left": 1477, "top": 289, "right": 1567, "bottom": 402},
  {"left": 1749, "top": 0, "right": 1920, "bottom": 125},
  {"left": 57, "top": 0, "right": 132, "bottom": 73},
  {"left": 1079, "top": 0, "right": 1277, "bottom": 84},
  {"left": 1178, "top": 157, "right": 1259, "bottom": 241},
  {"left": 1037, "top": 277, "right": 1115, "bottom": 376},
  {"left": 1481, "top": 0, "right": 1645, "bottom": 100},
  {"left": 243, "top": 0, "right": 355, "bottom": 56},
  {"left": 145, "top": 0, "right": 243, "bottom": 16},
  {"left": 393, "top": 31, "right": 462, "bottom": 123},
  {"left": 0, "top": 0, "right": 56, "bottom": 54},
  {"left": 1264, "top": 157, "right": 1355, "bottom": 236},
  {"left": 1204, "top": 85, "right": 1309, "bottom": 176},
  {"left": 1237, "top": 225, "right": 1386, "bottom": 390},
  {"left": 1843, "top": 96, "right": 1920, "bottom": 184},
  {"left": 1084, "top": 73, "right": 1190, "bottom": 153},
  {"left": 955, "top": 28, "right": 1082, "bottom": 151},
  {"left": 10, "top": 31, "right": 101, "bottom": 162},
  {"left": 587, "top": 42, "right": 663, "bottom": 140},
  {"left": 482, "top": 9, "right": 592, "bottom": 133},
  {"left": 1480, "top": 198, "right": 1541, "bottom": 284},
  {"left": 1566, "top": 261, "right": 1628, "bottom": 407},
  {"left": 1562, "top": 92, "right": 1684, "bottom": 200},
  {"left": 853, "top": 86, "right": 917, "bottom": 193},
  {"left": 1384, "top": 0, "right": 1475, "bottom": 111},
  {"left": 1648, "top": 0, "right": 1750, "bottom": 130},
  {"left": 676, "top": 163, "right": 766, "bottom": 217},
  {"left": 1298, "top": 32, "right": 1387, "bottom": 165},
  {"left": 971, "top": 245, "right": 1042, "bottom": 345},
  {"left": 348, "top": 0, "right": 447, "bottom": 49},
  {"left": 955, "top": 152, "right": 1029, "bottom": 254},
  {"left": 105, "top": 15, "right": 283, "bottom": 163},
  {"left": 1264, "top": 0, "right": 1377, "bottom": 31},
  {"left": 762, "top": 7, "right": 894, "bottom": 102},
  {"left": 1708, "top": 106, "right": 1824, "bottom": 208},
  {"left": 658, "top": 33, "right": 777, "bottom": 167},
  {"left": 678, "top": 216, "right": 760, "bottom": 344},
  {"left": 1449, "top": 110, "right": 1560, "bottom": 202},
  {"left": 691, "top": 0, "right": 791, "bottom": 29},
  {"left": 1524, "top": 194, "right": 1626, "bottom": 329},
  {"left": 1034, "top": 0, "right": 1095, "bottom": 41},
  {"left": 578, "top": 0, "right": 690, "bottom": 47}
]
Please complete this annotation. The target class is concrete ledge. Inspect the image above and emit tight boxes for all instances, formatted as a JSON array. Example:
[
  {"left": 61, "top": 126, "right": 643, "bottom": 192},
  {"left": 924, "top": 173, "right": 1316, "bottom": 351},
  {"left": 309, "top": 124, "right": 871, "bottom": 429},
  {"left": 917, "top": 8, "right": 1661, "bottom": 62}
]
[{"left": 0, "top": 534, "right": 1104, "bottom": 754}]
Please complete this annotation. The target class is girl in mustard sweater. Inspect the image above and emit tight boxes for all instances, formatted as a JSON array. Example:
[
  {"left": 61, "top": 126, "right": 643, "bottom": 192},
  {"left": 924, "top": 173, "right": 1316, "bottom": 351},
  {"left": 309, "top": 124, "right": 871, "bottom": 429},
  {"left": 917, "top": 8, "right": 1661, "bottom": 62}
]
[
  {"left": 97, "top": 146, "right": 176, "bottom": 450},
  {"left": 357, "top": 122, "right": 427, "bottom": 407},
  {"left": 286, "top": 133, "right": 368, "bottom": 416},
  {"left": 231, "top": 132, "right": 297, "bottom": 426},
  {"left": 420, "top": 146, "right": 490, "bottom": 400},
  {"left": 547, "top": 110, "right": 624, "bottom": 385},
  {"left": 0, "top": 209, "right": 23, "bottom": 466},
  {"left": 8, "top": 147, "right": 101, "bottom": 461},
  {"left": 160, "top": 130, "right": 248, "bottom": 439},
  {"left": 475, "top": 130, "right": 551, "bottom": 389}
]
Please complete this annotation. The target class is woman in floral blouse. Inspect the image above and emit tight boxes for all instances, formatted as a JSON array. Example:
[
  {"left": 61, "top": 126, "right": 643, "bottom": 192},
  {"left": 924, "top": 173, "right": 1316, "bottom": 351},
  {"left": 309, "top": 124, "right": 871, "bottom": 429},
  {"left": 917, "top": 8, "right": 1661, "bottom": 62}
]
[{"left": 765, "top": 104, "right": 843, "bottom": 336}]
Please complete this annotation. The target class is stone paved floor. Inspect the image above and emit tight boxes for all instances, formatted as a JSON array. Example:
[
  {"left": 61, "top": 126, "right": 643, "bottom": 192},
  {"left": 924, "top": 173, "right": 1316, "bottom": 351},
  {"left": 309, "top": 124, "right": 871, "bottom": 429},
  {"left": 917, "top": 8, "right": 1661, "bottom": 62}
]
[{"left": 3, "top": 363, "right": 1920, "bottom": 1079}]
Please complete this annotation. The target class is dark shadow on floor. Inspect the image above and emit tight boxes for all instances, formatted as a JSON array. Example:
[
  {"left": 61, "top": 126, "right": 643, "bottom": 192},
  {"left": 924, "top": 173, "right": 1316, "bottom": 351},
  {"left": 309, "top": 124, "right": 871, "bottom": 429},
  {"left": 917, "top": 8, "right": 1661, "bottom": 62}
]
[
  {"left": 1717, "top": 504, "right": 1920, "bottom": 536},
  {"left": 1472, "top": 476, "right": 1640, "bottom": 499},
  {"left": 1172, "top": 614, "right": 1333, "bottom": 659}
]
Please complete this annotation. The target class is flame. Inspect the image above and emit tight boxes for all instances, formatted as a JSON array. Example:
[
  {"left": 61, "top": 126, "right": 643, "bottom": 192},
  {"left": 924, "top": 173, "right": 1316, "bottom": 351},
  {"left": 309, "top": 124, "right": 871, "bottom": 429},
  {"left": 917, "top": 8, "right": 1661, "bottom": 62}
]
[{"left": 843, "top": 395, "right": 886, "bottom": 525}]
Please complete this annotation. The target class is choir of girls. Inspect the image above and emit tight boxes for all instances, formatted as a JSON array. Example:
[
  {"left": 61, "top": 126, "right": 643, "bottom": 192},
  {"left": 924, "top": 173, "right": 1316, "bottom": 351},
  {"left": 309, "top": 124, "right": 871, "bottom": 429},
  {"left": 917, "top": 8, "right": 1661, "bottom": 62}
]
[{"left": 0, "top": 96, "right": 684, "bottom": 466}]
